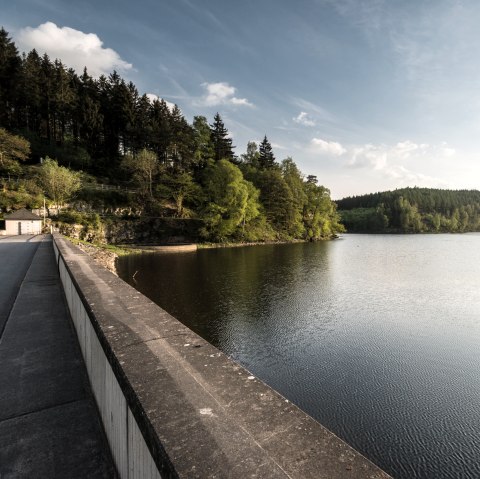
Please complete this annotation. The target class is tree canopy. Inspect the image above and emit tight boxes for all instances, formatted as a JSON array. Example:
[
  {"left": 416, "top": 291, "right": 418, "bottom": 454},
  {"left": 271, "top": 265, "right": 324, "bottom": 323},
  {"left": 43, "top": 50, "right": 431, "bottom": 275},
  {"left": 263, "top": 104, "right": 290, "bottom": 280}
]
[
  {"left": 37, "top": 158, "right": 81, "bottom": 209},
  {"left": 0, "top": 27, "right": 344, "bottom": 242},
  {"left": 338, "top": 187, "right": 480, "bottom": 233}
]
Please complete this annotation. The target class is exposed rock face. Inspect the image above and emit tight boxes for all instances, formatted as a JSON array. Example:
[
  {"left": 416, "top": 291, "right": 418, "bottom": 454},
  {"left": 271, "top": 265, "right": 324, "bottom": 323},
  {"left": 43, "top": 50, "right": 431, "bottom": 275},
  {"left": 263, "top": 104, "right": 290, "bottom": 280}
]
[{"left": 58, "top": 218, "right": 202, "bottom": 245}]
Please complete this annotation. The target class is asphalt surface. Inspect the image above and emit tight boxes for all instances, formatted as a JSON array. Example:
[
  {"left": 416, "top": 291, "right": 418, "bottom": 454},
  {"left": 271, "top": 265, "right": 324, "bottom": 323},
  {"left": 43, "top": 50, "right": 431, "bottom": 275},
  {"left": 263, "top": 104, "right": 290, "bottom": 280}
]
[{"left": 0, "top": 235, "right": 116, "bottom": 478}]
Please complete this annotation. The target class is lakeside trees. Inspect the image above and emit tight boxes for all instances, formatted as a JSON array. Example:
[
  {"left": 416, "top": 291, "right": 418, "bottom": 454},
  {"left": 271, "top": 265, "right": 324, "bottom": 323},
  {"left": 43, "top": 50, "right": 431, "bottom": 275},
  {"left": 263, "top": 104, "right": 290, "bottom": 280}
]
[
  {"left": 0, "top": 27, "right": 343, "bottom": 241},
  {"left": 338, "top": 188, "right": 480, "bottom": 233}
]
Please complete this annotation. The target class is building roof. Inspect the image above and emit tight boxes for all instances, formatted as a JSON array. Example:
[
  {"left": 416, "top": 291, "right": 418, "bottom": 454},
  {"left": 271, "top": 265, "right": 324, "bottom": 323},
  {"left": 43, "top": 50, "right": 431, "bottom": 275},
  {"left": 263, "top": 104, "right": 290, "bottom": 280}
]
[{"left": 4, "top": 208, "right": 42, "bottom": 221}]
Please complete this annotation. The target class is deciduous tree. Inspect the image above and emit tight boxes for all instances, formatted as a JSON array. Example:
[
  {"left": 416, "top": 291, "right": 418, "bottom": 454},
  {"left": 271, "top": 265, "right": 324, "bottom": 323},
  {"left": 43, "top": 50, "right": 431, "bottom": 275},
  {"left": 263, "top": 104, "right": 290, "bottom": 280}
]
[{"left": 37, "top": 157, "right": 81, "bottom": 209}]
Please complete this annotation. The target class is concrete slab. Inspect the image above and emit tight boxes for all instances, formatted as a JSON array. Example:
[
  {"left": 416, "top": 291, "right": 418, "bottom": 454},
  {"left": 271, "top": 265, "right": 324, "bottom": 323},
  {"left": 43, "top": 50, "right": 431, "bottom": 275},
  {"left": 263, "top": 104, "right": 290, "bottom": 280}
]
[
  {"left": 0, "top": 236, "right": 116, "bottom": 478},
  {"left": 0, "top": 399, "right": 115, "bottom": 479}
]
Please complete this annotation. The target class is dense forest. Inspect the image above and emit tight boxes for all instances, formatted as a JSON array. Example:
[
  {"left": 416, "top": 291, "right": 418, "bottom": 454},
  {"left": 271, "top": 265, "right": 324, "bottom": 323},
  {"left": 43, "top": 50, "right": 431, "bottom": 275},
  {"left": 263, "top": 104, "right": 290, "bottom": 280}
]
[
  {"left": 338, "top": 187, "right": 480, "bottom": 233},
  {"left": 0, "top": 27, "right": 344, "bottom": 243}
]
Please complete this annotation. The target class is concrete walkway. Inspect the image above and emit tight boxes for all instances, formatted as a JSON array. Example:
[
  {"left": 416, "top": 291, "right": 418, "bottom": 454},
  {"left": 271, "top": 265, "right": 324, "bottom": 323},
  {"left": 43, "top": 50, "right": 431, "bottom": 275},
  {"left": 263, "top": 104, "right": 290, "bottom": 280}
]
[{"left": 0, "top": 235, "right": 116, "bottom": 478}]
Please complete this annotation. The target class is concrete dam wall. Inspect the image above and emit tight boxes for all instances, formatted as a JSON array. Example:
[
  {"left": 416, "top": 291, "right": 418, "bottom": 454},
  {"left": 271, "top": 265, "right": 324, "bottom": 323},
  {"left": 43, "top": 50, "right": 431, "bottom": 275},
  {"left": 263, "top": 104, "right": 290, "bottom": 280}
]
[{"left": 52, "top": 233, "right": 390, "bottom": 478}]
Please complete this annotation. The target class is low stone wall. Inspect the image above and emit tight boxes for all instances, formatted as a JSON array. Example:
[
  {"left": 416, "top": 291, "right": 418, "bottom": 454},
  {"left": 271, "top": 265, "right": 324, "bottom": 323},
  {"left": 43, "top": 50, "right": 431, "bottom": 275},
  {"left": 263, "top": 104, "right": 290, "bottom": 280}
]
[{"left": 52, "top": 233, "right": 391, "bottom": 479}]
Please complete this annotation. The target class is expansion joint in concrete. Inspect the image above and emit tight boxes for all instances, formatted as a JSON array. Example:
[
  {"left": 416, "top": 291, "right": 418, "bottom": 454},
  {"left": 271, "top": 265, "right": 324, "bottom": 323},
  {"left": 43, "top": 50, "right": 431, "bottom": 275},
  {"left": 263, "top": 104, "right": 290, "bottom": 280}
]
[{"left": 0, "top": 398, "right": 84, "bottom": 424}]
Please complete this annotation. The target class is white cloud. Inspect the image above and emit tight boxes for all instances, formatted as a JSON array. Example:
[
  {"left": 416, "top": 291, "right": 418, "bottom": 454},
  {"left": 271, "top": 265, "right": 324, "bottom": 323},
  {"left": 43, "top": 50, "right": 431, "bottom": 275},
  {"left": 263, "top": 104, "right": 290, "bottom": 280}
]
[
  {"left": 293, "top": 111, "right": 316, "bottom": 127},
  {"left": 346, "top": 140, "right": 452, "bottom": 187},
  {"left": 271, "top": 143, "right": 287, "bottom": 150},
  {"left": 440, "top": 142, "right": 456, "bottom": 157},
  {"left": 230, "top": 97, "right": 251, "bottom": 106},
  {"left": 16, "top": 22, "right": 132, "bottom": 77},
  {"left": 442, "top": 147, "right": 456, "bottom": 157},
  {"left": 146, "top": 93, "right": 176, "bottom": 111},
  {"left": 395, "top": 140, "right": 422, "bottom": 157},
  {"left": 200, "top": 82, "right": 253, "bottom": 107},
  {"left": 310, "top": 138, "right": 346, "bottom": 156},
  {"left": 349, "top": 144, "right": 387, "bottom": 170}
]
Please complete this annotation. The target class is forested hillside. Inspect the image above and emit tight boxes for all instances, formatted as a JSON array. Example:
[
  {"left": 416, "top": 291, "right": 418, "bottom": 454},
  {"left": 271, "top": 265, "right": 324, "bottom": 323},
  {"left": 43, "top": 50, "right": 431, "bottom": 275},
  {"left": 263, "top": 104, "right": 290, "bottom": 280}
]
[
  {"left": 0, "top": 27, "right": 343, "bottom": 242},
  {"left": 337, "top": 187, "right": 480, "bottom": 233}
]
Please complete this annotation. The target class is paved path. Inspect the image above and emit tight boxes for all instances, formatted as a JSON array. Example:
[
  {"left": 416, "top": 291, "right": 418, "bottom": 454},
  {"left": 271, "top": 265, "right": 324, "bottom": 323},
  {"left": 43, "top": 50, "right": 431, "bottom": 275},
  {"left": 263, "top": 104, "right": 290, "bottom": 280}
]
[{"left": 0, "top": 235, "right": 116, "bottom": 478}]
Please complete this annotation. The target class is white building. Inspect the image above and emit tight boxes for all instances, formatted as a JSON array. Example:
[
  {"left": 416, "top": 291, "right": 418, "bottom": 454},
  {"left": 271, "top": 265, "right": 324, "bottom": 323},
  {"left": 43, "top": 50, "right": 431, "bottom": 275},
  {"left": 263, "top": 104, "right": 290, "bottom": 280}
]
[{"left": 4, "top": 208, "right": 43, "bottom": 235}]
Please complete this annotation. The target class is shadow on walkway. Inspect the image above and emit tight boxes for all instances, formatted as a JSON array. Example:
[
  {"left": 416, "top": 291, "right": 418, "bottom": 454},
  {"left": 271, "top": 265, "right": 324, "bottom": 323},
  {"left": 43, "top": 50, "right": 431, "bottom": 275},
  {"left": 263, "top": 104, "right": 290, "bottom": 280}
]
[{"left": 0, "top": 236, "right": 116, "bottom": 478}]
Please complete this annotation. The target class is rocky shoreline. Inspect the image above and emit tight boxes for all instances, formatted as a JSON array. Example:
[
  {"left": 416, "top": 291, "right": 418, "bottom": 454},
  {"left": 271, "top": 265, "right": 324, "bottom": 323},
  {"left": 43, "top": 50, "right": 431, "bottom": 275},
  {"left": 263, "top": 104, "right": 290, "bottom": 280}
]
[{"left": 72, "top": 241, "right": 119, "bottom": 276}]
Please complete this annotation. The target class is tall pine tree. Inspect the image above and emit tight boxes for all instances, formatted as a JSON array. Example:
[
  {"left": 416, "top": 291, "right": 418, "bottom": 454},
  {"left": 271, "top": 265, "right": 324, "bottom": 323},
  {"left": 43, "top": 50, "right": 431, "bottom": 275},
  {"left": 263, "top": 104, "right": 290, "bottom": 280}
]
[
  {"left": 258, "top": 135, "right": 276, "bottom": 169},
  {"left": 210, "top": 113, "right": 234, "bottom": 162},
  {"left": 0, "top": 28, "right": 21, "bottom": 128}
]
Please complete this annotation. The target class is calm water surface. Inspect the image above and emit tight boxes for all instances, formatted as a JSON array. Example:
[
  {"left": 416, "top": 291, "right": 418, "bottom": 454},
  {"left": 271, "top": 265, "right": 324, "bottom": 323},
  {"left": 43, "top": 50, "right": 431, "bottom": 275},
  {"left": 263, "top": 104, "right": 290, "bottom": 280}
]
[{"left": 117, "top": 234, "right": 480, "bottom": 479}]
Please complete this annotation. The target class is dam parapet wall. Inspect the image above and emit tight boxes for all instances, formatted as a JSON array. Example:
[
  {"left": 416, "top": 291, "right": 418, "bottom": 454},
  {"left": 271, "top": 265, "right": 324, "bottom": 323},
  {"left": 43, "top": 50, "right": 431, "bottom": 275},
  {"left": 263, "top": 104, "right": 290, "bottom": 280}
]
[{"left": 53, "top": 233, "right": 391, "bottom": 479}]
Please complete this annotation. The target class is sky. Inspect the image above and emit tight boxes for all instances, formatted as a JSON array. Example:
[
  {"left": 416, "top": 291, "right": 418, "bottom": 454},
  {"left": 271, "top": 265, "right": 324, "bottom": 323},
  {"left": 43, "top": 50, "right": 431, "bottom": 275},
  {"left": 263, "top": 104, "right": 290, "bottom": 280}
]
[{"left": 2, "top": 0, "right": 480, "bottom": 198}]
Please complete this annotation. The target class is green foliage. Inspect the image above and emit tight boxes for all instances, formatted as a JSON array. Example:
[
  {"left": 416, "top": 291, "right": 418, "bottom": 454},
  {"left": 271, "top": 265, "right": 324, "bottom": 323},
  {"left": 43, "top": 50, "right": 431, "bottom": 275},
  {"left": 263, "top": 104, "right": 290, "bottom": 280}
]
[
  {"left": 157, "top": 171, "right": 201, "bottom": 218},
  {"left": 121, "top": 148, "right": 158, "bottom": 199},
  {"left": 338, "top": 187, "right": 480, "bottom": 233},
  {"left": 340, "top": 207, "right": 389, "bottom": 233},
  {"left": 200, "top": 160, "right": 261, "bottom": 241},
  {"left": 245, "top": 157, "right": 343, "bottom": 240},
  {"left": 240, "top": 141, "right": 260, "bottom": 168},
  {"left": 258, "top": 136, "right": 276, "bottom": 170},
  {"left": 54, "top": 210, "right": 102, "bottom": 242},
  {"left": 193, "top": 116, "right": 214, "bottom": 171},
  {"left": 0, "top": 27, "right": 344, "bottom": 243},
  {"left": 210, "top": 113, "right": 235, "bottom": 163},
  {"left": 37, "top": 157, "right": 81, "bottom": 209},
  {"left": 55, "top": 210, "right": 100, "bottom": 227},
  {"left": 0, "top": 188, "right": 43, "bottom": 212},
  {"left": 256, "top": 168, "right": 302, "bottom": 237},
  {"left": 303, "top": 180, "right": 345, "bottom": 239},
  {"left": 0, "top": 128, "right": 30, "bottom": 176}
]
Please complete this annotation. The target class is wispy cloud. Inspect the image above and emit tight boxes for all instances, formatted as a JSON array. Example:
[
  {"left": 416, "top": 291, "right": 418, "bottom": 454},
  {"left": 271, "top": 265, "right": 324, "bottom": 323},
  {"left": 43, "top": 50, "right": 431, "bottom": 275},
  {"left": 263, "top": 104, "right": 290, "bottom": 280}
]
[
  {"left": 292, "top": 97, "right": 335, "bottom": 123},
  {"left": 16, "top": 22, "right": 132, "bottom": 77},
  {"left": 293, "top": 111, "right": 316, "bottom": 127},
  {"left": 198, "top": 82, "right": 254, "bottom": 108},
  {"left": 324, "top": 0, "right": 386, "bottom": 32}
]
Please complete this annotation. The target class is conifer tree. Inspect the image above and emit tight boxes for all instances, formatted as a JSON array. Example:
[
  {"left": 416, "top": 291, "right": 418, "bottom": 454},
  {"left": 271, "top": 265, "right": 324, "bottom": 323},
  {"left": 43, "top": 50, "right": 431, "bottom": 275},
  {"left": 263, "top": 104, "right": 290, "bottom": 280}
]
[
  {"left": 193, "top": 116, "right": 214, "bottom": 171},
  {"left": 258, "top": 135, "right": 276, "bottom": 169},
  {"left": 0, "top": 28, "right": 21, "bottom": 127},
  {"left": 18, "top": 49, "right": 42, "bottom": 132},
  {"left": 210, "top": 113, "right": 234, "bottom": 162},
  {"left": 168, "top": 104, "right": 195, "bottom": 172},
  {"left": 150, "top": 98, "right": 172, "bottom": 165}
]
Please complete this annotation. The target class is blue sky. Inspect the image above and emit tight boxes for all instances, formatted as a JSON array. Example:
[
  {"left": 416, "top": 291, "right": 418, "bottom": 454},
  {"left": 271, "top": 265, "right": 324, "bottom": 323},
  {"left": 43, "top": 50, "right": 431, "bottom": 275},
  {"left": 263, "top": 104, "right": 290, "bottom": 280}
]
[{"left": 3, "top": 0, "right": 480, "bottom": 198}]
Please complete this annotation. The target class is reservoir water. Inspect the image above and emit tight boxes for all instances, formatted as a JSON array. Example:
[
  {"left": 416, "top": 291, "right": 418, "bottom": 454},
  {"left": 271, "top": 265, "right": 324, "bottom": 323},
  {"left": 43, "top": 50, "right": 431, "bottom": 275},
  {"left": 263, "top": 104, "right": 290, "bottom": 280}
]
[{"left": 117, "top": 234, "right": 480, "bottom": 479}]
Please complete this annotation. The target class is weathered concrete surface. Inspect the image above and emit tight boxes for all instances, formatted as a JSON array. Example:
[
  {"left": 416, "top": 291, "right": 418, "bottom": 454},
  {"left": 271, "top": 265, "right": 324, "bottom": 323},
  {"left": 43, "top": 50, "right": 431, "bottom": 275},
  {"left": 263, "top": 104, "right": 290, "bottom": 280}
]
[
  {"left": 0, "top": 235, "right": 116, "bottom": 478},
  {"left": 55, "top": 233, "right": 392, "bottom": 479},
  {"left": 0, "top": 235, "right": 40, "bottom": 336}
]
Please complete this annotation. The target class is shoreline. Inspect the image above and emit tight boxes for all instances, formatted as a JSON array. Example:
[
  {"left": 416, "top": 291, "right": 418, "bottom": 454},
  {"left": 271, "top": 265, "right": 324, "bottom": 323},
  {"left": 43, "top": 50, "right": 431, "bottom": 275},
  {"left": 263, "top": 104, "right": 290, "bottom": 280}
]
[
  {"left": 65, "top": 235, "right": 339, "bottom": 274},
  {"left": 197, "top": 235, "right": 339, "bottom": 250}
]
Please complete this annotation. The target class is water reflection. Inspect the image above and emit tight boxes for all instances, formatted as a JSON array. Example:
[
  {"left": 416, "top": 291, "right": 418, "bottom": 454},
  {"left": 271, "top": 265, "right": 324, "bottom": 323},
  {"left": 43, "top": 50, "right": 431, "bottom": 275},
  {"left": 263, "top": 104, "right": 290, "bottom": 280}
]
[{"left": 117, "top": 234, "right": 480, "bottom": 479}]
